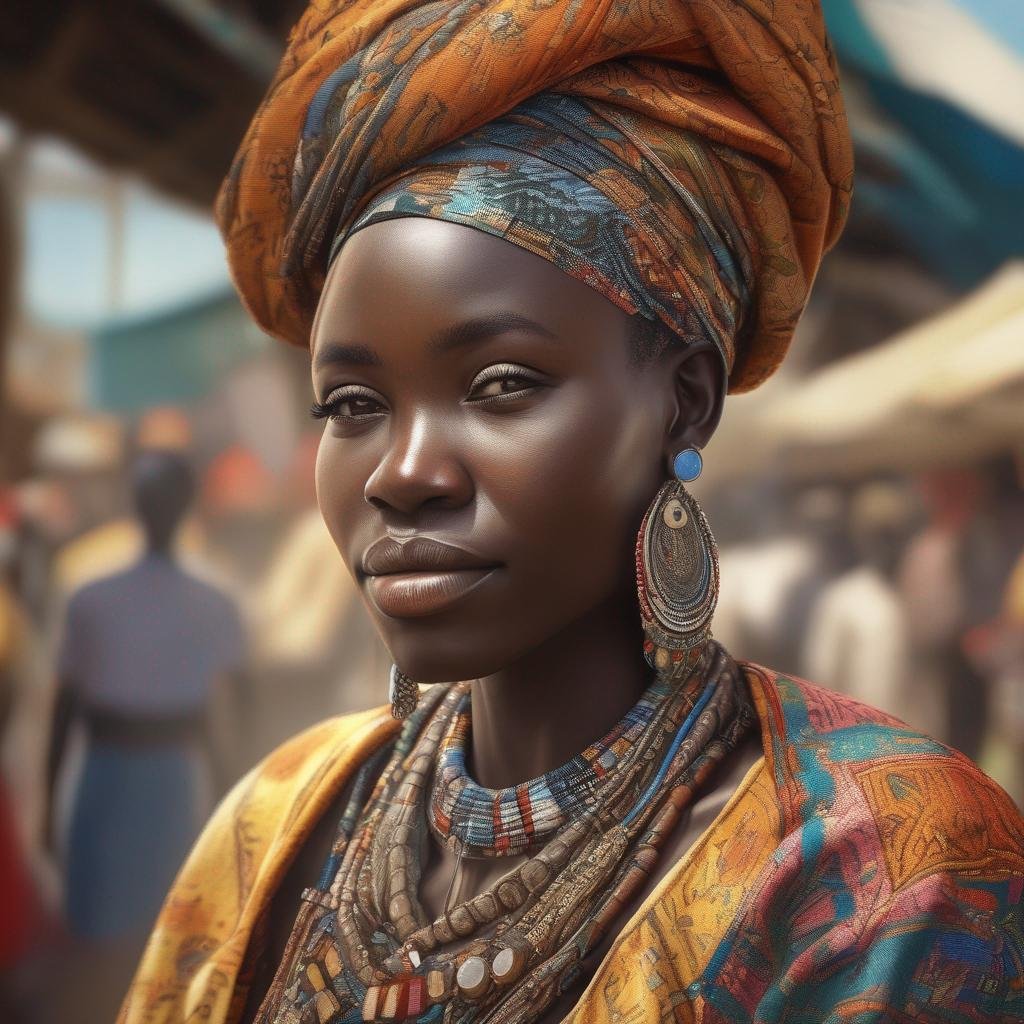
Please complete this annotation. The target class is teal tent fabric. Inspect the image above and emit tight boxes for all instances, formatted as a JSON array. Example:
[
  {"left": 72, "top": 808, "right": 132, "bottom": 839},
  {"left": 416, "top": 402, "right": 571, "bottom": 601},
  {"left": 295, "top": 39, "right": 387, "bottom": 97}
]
[
  {"left": 90, "top": 291, "right": 268, "bottom": 412},
  {"left": 823, "top": 0, "right": 1024, "bottom": 286}
]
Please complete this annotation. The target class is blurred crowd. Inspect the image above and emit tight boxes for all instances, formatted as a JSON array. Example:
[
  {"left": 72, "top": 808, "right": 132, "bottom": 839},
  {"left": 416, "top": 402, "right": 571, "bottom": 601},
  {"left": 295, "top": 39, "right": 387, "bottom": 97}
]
[
  {"left": 0, "top": 406, "right": 390, "bottom": 1023},
  {"left": 711, "top": 462, "right": 1024, "bottom": 800}
]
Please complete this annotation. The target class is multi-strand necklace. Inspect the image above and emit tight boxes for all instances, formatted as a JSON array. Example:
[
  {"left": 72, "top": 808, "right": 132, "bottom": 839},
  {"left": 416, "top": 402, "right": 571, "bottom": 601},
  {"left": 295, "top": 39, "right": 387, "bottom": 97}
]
[
  {"left": 429, "top": 678, "right": 677, "bottom": 859},
  {"left": 253, "top": 643, "right": 753, "bottom": 1024}
]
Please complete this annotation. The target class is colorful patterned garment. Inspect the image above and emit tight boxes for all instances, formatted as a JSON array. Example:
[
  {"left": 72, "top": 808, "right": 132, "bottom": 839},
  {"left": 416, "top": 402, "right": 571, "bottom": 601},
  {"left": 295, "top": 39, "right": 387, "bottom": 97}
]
[
  {"left": 215, "top": 0, "right": 854, "bottom": 393},
  {"left": 118, "top": 665, "right": 1024, "bottom": 1024}
]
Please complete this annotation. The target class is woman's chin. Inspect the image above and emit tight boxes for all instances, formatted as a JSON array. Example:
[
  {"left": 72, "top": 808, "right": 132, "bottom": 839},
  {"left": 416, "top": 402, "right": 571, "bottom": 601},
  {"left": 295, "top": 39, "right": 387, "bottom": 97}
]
[{"left": 375, "top": 617, "right": 529, "bottom": 685}]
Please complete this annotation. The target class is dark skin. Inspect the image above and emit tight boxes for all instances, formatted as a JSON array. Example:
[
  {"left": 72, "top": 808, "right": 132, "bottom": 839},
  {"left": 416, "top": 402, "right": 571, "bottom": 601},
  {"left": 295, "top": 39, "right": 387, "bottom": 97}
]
[{"left": 249, "top": 217, "right": 762, "bottom": 1018}]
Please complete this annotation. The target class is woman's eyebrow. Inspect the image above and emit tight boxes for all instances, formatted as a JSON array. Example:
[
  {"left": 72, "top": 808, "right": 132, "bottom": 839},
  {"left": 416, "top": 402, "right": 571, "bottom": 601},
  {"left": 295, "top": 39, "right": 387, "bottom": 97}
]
[
  {"left": 313, "top": 342, "right": 382, "bottom": 370},
  {"left": 429, "top": 312, "right": 558, "bottom": 354},
  {"left": 313, "top": 314, "right": 557, "bottom": 368}
]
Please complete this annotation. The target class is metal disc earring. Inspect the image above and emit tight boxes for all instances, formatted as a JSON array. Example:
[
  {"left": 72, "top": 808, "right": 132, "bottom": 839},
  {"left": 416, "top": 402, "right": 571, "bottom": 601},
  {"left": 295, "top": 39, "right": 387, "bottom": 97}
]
[
  {"left": 388, "top": 665, "right": 420, "bottom": 720},
  {"left": 635, "top": 447, "right": 719, "bottom": 679}
]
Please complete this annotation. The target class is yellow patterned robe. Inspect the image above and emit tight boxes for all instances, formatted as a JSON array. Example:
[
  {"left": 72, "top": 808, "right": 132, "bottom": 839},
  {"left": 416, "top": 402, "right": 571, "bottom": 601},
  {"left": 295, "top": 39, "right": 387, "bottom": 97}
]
[{"left": 119, "top": 665, "right": 1024, "bottom": 1023}]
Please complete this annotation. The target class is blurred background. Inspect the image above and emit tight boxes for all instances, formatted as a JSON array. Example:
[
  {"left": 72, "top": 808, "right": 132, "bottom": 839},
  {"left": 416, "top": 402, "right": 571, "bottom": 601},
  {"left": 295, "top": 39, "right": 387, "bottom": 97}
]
[{"left": 0, "top": 1, "right": 1021, "bottom": 1021}]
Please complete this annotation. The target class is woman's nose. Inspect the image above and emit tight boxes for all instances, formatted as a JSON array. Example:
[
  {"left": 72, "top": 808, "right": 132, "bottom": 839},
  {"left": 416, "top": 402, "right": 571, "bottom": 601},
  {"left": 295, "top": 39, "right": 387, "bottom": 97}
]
[{"left": 364, "top": 413, "right": 474, "bottom": 516}]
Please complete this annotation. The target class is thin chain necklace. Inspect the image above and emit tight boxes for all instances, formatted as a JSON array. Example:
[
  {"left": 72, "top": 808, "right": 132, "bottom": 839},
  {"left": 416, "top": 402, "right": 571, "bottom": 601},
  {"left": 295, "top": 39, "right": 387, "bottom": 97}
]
[{"left": 253, "top": 643, "right": 754, "bottom": 1024}]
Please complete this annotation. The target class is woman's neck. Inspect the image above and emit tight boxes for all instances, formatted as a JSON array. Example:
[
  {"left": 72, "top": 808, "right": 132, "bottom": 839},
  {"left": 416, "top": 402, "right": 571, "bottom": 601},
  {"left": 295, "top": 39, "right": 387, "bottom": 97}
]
[{"left": 468, "top": 587, "right": 652, "bottom": 789}]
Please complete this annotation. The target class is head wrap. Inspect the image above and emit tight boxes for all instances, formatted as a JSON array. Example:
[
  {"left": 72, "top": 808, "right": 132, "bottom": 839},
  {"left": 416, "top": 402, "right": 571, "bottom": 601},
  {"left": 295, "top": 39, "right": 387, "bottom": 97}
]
[{"left": 216, "top": 0, "right": 853, "bottom": 392}]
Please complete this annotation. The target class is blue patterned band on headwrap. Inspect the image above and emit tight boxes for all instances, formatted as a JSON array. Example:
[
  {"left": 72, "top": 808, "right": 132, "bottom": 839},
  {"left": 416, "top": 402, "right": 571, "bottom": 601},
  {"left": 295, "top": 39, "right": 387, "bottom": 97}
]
[{"left": 332, "top": 93, "right": 752, "bottom": 372}]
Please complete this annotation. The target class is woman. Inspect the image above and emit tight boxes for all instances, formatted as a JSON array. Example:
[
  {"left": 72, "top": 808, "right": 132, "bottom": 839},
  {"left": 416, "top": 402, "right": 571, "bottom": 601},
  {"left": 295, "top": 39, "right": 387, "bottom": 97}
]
[
  {"left": 120, "top": 1, "right": 1024, "bottom": 1022},
  {"left": 48, "top": 452, "right": 245, "bottom": 940}
]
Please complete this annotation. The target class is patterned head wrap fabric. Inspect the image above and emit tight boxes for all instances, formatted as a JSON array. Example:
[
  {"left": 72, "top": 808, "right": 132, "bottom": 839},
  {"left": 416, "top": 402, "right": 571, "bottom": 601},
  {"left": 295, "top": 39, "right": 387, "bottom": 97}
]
[{"left": 216, "top": 0, "right": 854, "bottom": 392}]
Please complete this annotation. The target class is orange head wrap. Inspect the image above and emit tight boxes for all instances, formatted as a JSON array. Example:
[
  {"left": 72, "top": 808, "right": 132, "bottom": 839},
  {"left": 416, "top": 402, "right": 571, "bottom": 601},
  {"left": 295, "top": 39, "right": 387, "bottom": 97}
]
[{"left": 216, "top": 0, "right": 853, "bottom": 392}]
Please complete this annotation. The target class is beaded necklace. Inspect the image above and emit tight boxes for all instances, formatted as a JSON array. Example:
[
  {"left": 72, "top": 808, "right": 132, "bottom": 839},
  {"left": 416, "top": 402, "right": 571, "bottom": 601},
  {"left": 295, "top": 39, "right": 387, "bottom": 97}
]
[
  {"left": 253, "top": 644, "right": 754, "bottom": 1024},
  {"left": 429, "top": 676, "right": 674, "bottom": 858}
]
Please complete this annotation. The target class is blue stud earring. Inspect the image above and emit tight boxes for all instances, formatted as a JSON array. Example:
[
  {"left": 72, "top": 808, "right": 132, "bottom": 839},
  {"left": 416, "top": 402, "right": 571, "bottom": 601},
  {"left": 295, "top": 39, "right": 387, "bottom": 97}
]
[{"left": 672, "top": 447, "right": 703, "bottom": 482}]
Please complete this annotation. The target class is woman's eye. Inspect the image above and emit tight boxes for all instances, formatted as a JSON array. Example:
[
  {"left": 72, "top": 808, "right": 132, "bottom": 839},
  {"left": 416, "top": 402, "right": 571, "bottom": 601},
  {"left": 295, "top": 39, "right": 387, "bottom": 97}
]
[
  {"left": 467, "top": 365, "right": 544, "bottom": 403},
  {"left": 311, "top": 387, "right": 386, "bottom": 422}
]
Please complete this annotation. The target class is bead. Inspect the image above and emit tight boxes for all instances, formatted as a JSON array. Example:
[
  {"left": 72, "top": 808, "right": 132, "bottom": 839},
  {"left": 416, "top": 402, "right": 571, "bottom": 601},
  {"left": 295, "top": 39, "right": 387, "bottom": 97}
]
[
  {"left": 662, "top": 498, "right": 688, "bottom": 530},
  {"left": 362, "top": 987, "right": 381, "bottom": 1021},
  {"left": 497, "top": 880, "right": 527, "bottom": 910},
  {"left": 521, "top": 860, "right": 551, "bottom": 893},
  {"left": 470, "top": 892, "right": 500, "bottom": 922},
  {"left": 382, "top": 984, "right": 400, "bottom": 1019},
  {"left": 324, "top": 946, "right": 342, "bottom": 978},
  {"left": 456, "top": 956, "right": 490, "bottom": 999},
  {"left": 387, "top": 846, "right": 410, "bottom": 871},
  {"left": 408, "top": 948, "right": 421, "bottom": 969},
  {"left": 672, "top": 447, "right": 702, "bottom": 482},
  {"left": 389, "top": 665, "right": 419, "bottom": 719},
  {"left": 491, "top": 946, "right": 526, "bottom": 985},
  {"left": 449, "top": 905, "right": 476, "bottom": 937},
  {"left": 393, "top": 913, "right": 420, "bottom": 940},
  {"left": 426, "top": 970, "right": 447, "bottom": 1000},
  {"left": 389, "top": 893, "right": 413, "bottom": 921},
  {"left": 406, "top": 977, "right": 424, "bottom": 1017},
  {"left": 382, "top": 952, "right": 405, "bottom": 974},
  {"left": 306, "top": 963, "right": 325, "bottom": 991},
  {"left": 314, "top": 990, "right": 339, "bottom": 1023}
]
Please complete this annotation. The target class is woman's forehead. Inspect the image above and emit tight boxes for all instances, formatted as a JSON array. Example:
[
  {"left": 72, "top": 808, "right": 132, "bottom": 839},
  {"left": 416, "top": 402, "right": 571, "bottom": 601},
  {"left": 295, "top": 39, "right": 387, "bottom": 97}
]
[{"left": 312, "top": 217, "right": 630, "bottom": 355}]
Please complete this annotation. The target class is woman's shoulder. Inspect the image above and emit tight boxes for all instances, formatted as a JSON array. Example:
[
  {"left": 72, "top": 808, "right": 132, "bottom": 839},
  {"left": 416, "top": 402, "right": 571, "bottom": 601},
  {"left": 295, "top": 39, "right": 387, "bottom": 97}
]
[
  {"left": 248, "top": 704, "right": 396, "bottom": 789},
  {"left": 119, "top": 706, "right": 399, "bottom": 1024},
  {"left": 586, "top": 663, "right": 1024, "bottom": 1023},
  {"left": 188, "top": 702, "right": 399, "bottom": 885},
  {"left": 740, "top": 661, "right": 1024, "bottom": 880}
]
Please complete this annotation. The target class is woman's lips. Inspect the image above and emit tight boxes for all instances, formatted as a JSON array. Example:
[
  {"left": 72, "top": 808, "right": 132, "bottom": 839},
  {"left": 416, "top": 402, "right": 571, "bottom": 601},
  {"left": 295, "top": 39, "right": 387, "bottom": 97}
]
[
  {"left": 366, "top": 567, "right": 497, "bottom": 618},
  {"left": 361, "top": 536, "right": 500, "bottom": 618}
]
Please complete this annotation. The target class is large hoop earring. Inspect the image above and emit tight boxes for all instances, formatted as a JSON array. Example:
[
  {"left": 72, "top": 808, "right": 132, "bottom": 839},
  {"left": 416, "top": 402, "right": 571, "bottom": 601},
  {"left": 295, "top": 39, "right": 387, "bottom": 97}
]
[
  {"left": 388, "top": 665, "right": 420, "bottom": 720},
  {"left": 635, "top": 449, "right": 719, "bottom": 679}
]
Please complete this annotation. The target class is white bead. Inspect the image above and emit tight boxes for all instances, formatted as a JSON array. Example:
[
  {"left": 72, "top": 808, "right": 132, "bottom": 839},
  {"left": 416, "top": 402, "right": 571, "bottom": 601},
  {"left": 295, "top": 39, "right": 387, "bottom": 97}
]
[
  {"left": 662, "top": 498, "right": 688, "bottom": 530},
  {"left": 492, "top": 947, "right": 517, "bottom": 981},
  {"left": 456, "top": 956, "right": 489, "bottom": 998}
]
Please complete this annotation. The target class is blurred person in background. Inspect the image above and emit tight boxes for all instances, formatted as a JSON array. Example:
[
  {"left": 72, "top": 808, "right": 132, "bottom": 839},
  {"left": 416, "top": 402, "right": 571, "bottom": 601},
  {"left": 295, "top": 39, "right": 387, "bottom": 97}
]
[
  {"left": 776, "top": 483, "right": 855, "bottom": 676},
  {"left": 711, "top": 480, "right": 819, "bottom": 670},
  {"left": 36, "top": 415, "right": 138, "bottom": 605},
  {"left": 955, "top": 459, "right": 1024, "bottom": 763},
  {"left": 899, "top": 462, "right": 1024, "bottom": 758},
  {"left": 44, "top": 450, "right": 246, "bottom": 954},
  {"left": 713, "top": 482, "right": 854, "bottom": 676},
  {"left": 897, "top": 469, "right": 979, "bottom": 746},
  {"left": 802, "top": 481, "right": 940, "bottom": 736}
]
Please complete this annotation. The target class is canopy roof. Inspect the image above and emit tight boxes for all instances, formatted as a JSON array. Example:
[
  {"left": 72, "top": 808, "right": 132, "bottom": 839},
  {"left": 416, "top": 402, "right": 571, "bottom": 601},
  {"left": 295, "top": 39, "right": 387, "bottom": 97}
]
[
  {"left": 766, "top": 262, "right": 1024, "bottom": 475},
  {"left": 0, "top": 0, "right": 303, "bottom": 207}
]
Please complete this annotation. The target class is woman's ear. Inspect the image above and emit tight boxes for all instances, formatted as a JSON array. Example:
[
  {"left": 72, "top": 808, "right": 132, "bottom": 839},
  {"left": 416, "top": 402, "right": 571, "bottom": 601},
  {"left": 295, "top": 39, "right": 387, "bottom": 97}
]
[{"left": 662, "top": 340, "right": 726, "bottom": 458}]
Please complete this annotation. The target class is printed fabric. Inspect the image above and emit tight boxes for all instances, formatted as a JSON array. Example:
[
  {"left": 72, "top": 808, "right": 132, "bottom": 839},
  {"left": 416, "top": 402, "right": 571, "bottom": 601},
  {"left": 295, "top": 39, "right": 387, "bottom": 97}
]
[
  {"left": 118, "top": 666, "right": 1024, "bottom": 1023},
  {"left": 215, "top": 0, "right": 854, "bottom": 393}
]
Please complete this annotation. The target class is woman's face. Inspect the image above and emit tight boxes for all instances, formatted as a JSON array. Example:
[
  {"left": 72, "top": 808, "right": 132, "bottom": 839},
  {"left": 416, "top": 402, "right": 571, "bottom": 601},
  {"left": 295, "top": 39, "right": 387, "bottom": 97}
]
[{"left": 312, "top": 218, "right": 686, "bottom": 682}]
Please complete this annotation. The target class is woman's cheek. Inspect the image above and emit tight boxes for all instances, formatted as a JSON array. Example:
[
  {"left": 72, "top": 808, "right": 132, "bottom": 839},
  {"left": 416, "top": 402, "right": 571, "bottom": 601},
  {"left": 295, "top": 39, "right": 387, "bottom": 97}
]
[
  {"left": 481, "top": 387, "right": 638, "bottom": 553},
  {"left": 314, "top": 436, "right": 364, "bottom": 572}
]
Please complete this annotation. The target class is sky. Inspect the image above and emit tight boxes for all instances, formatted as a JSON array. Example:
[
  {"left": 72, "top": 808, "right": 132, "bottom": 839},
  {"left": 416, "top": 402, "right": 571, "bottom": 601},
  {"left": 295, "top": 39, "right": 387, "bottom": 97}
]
[{"left": 21, "top": 133, "right": 231, "bottom": 330}]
